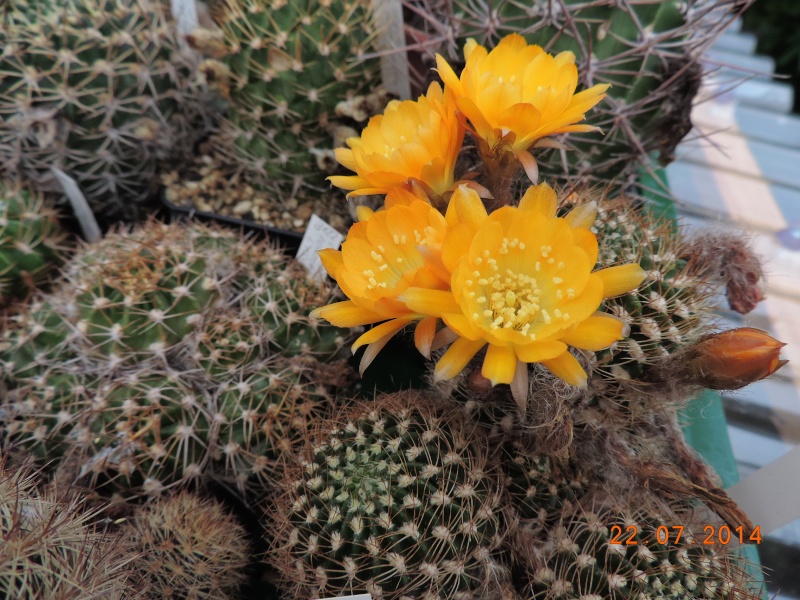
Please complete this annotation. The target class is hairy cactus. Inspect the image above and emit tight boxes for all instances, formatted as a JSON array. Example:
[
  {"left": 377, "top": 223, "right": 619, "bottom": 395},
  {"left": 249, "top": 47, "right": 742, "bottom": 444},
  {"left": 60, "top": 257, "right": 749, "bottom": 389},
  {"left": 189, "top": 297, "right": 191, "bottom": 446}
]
[
  {"left": 528, "top": 503, "right": 755, "bottom": 599},
  {"left": 0, "top": 221, "right": 349, "bottom": 500},
  {"left": 267, "top": 390, "right": 509, "bottom": 600},
  {"left": 407, "top": 0, "right": 742, "bottom": 188},
  {"left": 0, "top": 459, "right": 134, "bottom": 599},
  {"left": 123, "top": 491, "right": 250, "bottom": 600},
  {"left": 0, "top": 182, "right": 66, "bottom": 306},
  {"left": 0, "top": 0, "right": 209, "bottom": 222}
]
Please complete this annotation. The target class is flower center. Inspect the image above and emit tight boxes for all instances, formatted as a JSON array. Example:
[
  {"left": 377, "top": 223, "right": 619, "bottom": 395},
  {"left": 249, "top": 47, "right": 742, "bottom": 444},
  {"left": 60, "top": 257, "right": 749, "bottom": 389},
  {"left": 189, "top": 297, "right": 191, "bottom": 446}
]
[{"left": 463, "top": 236, "right": 576, "bottom": 339}]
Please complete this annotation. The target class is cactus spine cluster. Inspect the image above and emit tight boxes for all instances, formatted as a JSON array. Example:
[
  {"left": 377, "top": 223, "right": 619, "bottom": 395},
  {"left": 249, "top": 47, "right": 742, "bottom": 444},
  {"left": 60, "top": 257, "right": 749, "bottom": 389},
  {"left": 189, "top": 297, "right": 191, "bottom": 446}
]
[
  {"left": 0, "top": 182, "right": 66, "bottom": 306},
  {"left": 0, "top": 0, "right": 208, "bottom": 222},
  {"left": 0, "top": 221, "right": 348, "bottom": 500},
  {"left": 123, "top": 491, "right": 250, "bottom": 599},
  {"left": 267, "top": 391, "right": 508, "bottom": 600}
]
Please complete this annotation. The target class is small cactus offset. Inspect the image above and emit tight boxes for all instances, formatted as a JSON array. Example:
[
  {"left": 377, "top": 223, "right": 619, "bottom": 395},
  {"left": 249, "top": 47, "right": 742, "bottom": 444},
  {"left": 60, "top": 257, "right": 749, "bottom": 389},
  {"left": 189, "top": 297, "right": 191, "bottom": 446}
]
[
  {"left": 123, "top": 491, "right": 250, "bottom": 600},
  {"left": 266, "top": 390, "right": 510, "bottom": 600},
  {"left": 0, "top": 0, "right": 210, "bottom": 222},
  {"left": 0, "top": 458, "right": 134, "bottom": 599},
  {"left": 0, "top": 182, "right": 66, "bottom": 307}
]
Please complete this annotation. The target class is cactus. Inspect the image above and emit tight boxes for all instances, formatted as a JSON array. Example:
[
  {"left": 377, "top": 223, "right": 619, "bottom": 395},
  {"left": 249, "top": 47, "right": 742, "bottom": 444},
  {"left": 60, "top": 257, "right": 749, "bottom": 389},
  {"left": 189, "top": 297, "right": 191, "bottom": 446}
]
[
  {"left": 0, "top": 0, "right": 209, "bottom": 222},
  {"left": 0, "top": 221, "right": 349, "bottom": 500},
  {"left": 528, "top": 503, "right": 754, "bottom": 599},
  {"left": 0, "top": 458, "right": 134, "bottom": 599},
  {"left": 0, "top": 182, "right": 66, "bottom": 306},
  {"left": 266, "top": 390, "right": 509, "bottom": 600},
  {"left": 407, "top": 0, "right": 741, "bottom": 188},
  {"left": 207, "top": 0, "right": 384, "bottom": 202},
  {"left": 123, "top": 491, "right": 250, "bottom": 600}
]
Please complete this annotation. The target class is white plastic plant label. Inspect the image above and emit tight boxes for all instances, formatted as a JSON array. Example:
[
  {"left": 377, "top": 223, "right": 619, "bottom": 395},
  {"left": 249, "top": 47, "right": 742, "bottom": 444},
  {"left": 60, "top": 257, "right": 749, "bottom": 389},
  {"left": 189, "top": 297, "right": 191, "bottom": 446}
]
[
  {"left": 296, "top": 214, "right": 345, "bottom": 281},
  {"left": 315, "top": 595, "right": 372, "bottom": 600}
]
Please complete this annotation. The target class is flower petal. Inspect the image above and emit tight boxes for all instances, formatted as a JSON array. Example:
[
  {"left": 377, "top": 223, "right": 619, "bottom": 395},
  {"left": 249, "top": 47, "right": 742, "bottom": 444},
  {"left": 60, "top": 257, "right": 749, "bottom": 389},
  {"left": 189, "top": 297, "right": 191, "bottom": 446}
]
[
  {"left": 481, "top": 343, "right": 518, "bottom": 385},
  {"left": 564, "top": 201, "right": 597, "bottom": 230},
  {"left": 352, "top": 317, "right": 414, "bottom": 352},
  {"left": 559, "top": 313, "right": 626, "bottom": 351},
  {"left": 434, "top": 337, "right": 487, "bottom": 382},
  {"left": 451, "top": 184, "right": 488, "bottom": 231},
  {"left": 401, "top": 288, "right": 461, "bottom": 317},
  {"left": 541, "top": 351, "right": 588, "bottom": 389},
  {"left": 596, "top": 264, "right": 647, "bottom": 297},
  {"left": 514, "top": 340, "right": 568, "bottom": 362},
  {"left": 519, "top": 183, "right": 557, "bottom": 218},
  {"left": 311, "top": 301, "right": 386, "bottom": 327},
  {"left": 414, "top": 316, "right": 439, "bottom": 359}
]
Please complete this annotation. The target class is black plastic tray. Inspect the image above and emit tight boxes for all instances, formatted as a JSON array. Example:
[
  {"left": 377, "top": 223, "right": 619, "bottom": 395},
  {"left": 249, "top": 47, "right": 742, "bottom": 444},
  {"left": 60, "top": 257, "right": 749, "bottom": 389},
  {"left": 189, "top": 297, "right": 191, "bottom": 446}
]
[{"left": 162, "top": 193, "right": 304, "bottom": 257}]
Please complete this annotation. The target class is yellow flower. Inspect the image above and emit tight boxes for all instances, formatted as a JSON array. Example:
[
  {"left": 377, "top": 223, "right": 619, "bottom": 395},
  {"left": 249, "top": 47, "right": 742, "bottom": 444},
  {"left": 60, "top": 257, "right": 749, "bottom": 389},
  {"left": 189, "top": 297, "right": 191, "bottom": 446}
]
[
  {"left": 436, "top": 34, "right": 609, "bottom": 162},
  {"left": 310, "top": 199, "right": 450, "bottom": 372},
  {"left": 328, "top": 82, "right": 465, "bottom": 198},
  {"left": 401, "top": 184, "right": 646, "bottom": 391}
]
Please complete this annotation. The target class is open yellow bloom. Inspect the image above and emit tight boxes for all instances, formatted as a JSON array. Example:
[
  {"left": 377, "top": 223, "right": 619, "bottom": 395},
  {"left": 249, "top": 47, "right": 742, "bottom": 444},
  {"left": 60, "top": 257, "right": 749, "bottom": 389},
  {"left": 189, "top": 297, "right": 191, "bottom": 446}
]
[
  {"left": 310, "top": 199, "right": 450, "bottom": 372},
  {"left": 328, "top": 82, "right": 465, "bottom": 198},
  {"left": 402, "top": 184, "right": 646, "bottom": 391},
  {"left": 436, "top": 34, "right": 609, "bottom": 160}
]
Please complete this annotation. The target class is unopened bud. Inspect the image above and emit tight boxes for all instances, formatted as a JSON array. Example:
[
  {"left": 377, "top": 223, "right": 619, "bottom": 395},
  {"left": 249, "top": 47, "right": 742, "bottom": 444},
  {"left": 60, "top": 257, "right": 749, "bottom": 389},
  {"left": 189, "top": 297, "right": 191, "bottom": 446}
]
[{"left": 686, "top": 327, "right": 787, "bottom": 390}]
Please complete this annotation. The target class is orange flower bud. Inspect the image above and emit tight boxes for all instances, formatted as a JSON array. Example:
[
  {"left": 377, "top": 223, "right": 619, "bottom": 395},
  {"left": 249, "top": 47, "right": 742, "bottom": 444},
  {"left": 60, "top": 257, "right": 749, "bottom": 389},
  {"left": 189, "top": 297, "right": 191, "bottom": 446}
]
[{"left": 686, "top": 327, "right": 788, "bottom": 390}]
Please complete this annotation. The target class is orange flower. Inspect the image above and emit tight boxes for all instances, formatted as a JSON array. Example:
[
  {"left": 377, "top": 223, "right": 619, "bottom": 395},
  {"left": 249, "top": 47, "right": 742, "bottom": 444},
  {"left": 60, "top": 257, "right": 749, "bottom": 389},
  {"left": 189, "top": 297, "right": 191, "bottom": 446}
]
[
  {"left": 310, "top": 199, "right": 450, "bottom": 372},
  {"left": 328, "top": 82, "right": 465, "bottom": 198},
  {"left": 685, "top": 327, "right": 788, "bottom": 390},
  {"left": 436, "top": 34, "right": 609, "bottom": 173},
  {"left": 401, "top": 184, "right": 645, "bottom": 396}
]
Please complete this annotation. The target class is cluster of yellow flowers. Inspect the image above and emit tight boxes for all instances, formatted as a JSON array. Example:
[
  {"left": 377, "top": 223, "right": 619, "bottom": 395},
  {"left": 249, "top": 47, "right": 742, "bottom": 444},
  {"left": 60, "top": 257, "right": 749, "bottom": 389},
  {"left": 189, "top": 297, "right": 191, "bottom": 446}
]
[{"left": 312, "top": 34, "right": 646, "bottom": 396}]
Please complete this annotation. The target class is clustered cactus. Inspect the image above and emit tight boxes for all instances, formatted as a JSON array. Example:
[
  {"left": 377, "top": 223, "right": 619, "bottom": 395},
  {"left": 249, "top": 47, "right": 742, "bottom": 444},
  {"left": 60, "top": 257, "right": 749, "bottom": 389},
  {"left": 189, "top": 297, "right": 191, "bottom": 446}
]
[
  {"left": 0, "top": 221, "right": 348, "bottom": 500},
  {"left": 0, "top": 0, "right": 210, "bottom": 222}
]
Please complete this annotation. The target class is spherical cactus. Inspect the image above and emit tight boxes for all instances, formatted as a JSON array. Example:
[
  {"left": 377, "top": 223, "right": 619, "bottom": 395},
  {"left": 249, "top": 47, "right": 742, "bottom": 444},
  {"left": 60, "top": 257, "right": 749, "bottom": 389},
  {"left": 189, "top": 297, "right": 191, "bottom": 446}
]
[
  {"left": 210, "top": 0, "right": 383, "bottom": 199},
  {"left": 123, "top": 491, "right": 250, "bottom": 600},
  {"left": 0, "top": 459, "right": 134, "bottom": 599},
  {"left": 590, "top": 199, "right": 711, "bottom": 383},
  {"left": 528, "top": 503, "right": 754, "bottom": 599},
  {"left": 0, "top": 182, "right": 66, "bottom": 306},
  {"left": 266, "top": 390, "right": 510, "bottom": 600},
  {"left": 0, "top": 0, "right": 212, "bottom": 222}
]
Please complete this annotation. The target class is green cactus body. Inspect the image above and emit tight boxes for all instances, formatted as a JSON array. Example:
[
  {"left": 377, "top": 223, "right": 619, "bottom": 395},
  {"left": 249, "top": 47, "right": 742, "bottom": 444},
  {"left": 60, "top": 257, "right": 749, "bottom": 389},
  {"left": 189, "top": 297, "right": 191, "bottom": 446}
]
[
  {"left": 269, "top": 392, "right": 507, "bottom": 600},
  {"left": 414, "top": 0, "right": 733, "bottom": 186},
  {"left": 591, "top": 200, "right": 709, "bottom": 381},
  {"left": 530, "top": 506, "right": 749, "bottom": 599},
  {"left": 0, "top": 0, "right": 205, "bottom": 221},
  {"left": 0, "top": 184, "right": 65, "bottom": 305},
  {"left": 0, "top": 221, "right": 353, "bottom": 500},
  {"left": 215, "top": 0, "right": 382, "bottom": 195}
]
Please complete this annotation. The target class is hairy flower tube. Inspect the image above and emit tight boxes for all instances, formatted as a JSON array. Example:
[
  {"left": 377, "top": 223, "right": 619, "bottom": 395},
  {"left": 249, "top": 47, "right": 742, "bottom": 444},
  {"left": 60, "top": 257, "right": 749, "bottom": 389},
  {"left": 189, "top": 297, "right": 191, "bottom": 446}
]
[
  {"left": 310, "top": 199, "right": 450, "bottom": 372},
  {"left": 328, "top": 82, "right": 465, "bottom": 199},
  {"left": 436, "top": 34, "right": 609, "bottom": 178},
  {"left": 401, "top": 184, "right": 646, "bottom": 393}
]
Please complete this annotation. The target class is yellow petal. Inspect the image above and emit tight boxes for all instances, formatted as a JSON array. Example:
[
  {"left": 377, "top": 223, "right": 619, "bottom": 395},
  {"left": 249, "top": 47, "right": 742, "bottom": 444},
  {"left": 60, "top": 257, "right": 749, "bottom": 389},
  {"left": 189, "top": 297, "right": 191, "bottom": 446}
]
[
  {"left": 514, "top": 340, "right": 568, "bottom": 362},
  {"left": 359, "top": 331, "right": 396, "bottom": 375},
  {"left": 435, "top": 53, "right": 462, "bottom": 92},
  {"left": 596, "top": 263, "right": 647, "bottom": 297},
  {"left": 481, "top": 344, "right": 517, "bottom": 385},
  {"left": 518, "top": 183, "right": 557, "bottom": 218},
  {"left": 434, "top": 337, "right": 487, "bottom": 382},
  {"left": 352, "top": 317, "right": 414, "bottom": 352},
  {"left": 442, "top": 312, "right": 484, "bottom": 341},
  {"left": 452, "top": 184, "right": 488, "bottom": 231},
  {"left": 564, "top": 201, "right": 597, "bottom": 229},
  {"left": 572, "top": 228, "right": 599, "bottom": 267},
  {"left": 559, "top": 313, "right": 626, "bottom": 351},
  {"left": 542, "top": 352, "right": 588, "bottom": 389},
  {"left": 400, "top": 288, "right": 461, "bottom": 317},
  {"left": 318, "top": 248, "right": 343, "bottom": 278},
  {"left": 414, "top": 316, "right": 439, "bottom": 359},
  {"left": 356, "top": 206, "right": 375, "bottom": 222},
  {"left": 311, "top": 301, "right": 385, "bottom": 327}
]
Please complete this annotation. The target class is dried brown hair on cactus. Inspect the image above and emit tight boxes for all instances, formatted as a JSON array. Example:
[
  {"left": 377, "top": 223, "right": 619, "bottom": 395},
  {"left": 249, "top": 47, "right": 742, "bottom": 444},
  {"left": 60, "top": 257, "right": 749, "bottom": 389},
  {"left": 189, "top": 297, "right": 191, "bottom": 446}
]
[
  {"left": 122, "top": 491, "right": 250, "bottom": 600},
  {"left": 682, "top": 229, "right": 765, "bottom": 314},
  {"left": 0, "top": 456, "right": 136, "bottom": 599}
]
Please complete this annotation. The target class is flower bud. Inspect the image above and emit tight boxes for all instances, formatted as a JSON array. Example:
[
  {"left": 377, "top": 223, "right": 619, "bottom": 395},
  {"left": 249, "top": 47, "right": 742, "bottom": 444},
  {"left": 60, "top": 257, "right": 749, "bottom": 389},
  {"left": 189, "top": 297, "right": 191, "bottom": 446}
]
[{"left": 686, "top": 327, "right": 788, "bottom": 390}]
